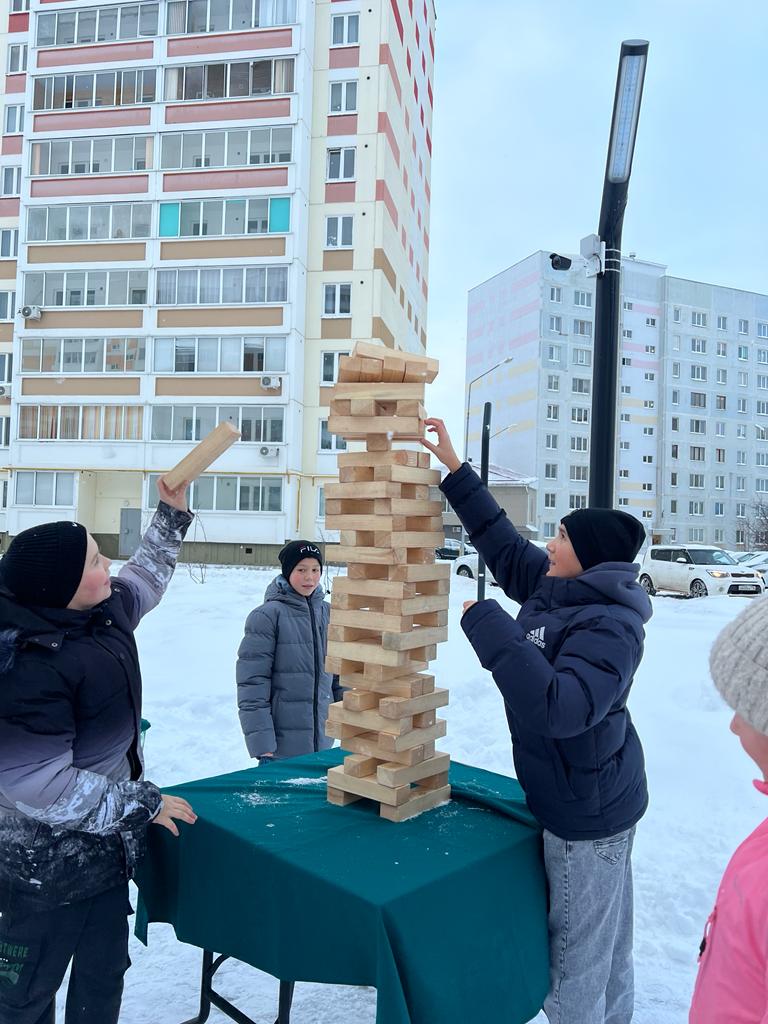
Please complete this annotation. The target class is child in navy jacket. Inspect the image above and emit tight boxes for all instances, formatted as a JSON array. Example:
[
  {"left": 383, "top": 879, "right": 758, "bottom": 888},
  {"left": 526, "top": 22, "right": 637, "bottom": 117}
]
[{"left": 423, "top": 417, "right": 651, "bottom": 1024}]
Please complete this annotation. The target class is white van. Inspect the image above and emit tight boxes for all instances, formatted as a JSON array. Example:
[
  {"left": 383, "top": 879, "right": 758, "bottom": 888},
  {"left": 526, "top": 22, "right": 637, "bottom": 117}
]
[{"left": 639, "top": 544, "right": 763, "bottom": 598}]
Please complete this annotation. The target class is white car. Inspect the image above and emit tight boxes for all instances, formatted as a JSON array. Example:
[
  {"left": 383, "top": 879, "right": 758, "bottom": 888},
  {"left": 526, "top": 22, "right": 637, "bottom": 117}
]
[
  {"left": 639, "top": 544, "right": 762, "bottom": 598},
  {"left": 453, "top": 540, "right": 547, "bottom": 583}
]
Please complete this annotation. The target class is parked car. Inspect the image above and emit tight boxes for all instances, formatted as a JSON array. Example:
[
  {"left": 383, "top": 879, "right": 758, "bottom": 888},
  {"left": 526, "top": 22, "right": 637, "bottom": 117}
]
[
  {"left": 435, "top": 539, "right": 476, "bottom": 560},
  {"left": 737, "top": 551, "right": 766, "bottom": 564},
  {"left": 639, "top": 544, "right": 763, "bottom": 598},
  {"left": 453, "top": 540, "right": 547, "bottom": 583},
  {"left": 742, "top": 555, "right": 768, "bottom": 589}
]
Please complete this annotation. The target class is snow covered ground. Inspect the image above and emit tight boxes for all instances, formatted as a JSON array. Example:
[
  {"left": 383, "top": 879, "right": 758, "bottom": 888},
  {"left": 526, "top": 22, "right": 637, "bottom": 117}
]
[{"left": 62, "top": 562, "right": 765, "bottom": 1023}]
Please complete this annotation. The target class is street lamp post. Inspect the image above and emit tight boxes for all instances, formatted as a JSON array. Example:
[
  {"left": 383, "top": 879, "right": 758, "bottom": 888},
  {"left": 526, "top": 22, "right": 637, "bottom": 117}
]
[
  {"left": 460, "top": 355, "right": 514, "bottom": 553},
  {"left": 590, "top": 40, "right": 649, "bottom": 508}
]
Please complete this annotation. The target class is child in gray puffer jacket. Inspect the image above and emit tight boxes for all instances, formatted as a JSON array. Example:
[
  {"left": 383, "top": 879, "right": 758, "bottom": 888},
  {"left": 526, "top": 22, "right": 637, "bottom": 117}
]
[{"left": 237, "top": 541, "right": 342, "bottom": 761}]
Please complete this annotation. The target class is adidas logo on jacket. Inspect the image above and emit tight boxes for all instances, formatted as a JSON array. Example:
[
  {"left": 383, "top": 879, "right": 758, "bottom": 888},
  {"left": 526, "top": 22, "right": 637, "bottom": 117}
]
[{"left": 525, "top": 625, "right": 546, "bottom": 649}]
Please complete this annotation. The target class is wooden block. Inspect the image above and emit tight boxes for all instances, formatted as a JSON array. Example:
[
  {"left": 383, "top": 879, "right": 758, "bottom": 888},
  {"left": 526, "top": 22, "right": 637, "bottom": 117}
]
[
  {"left": 333, "top": 545, "right": 407, "bottom": 565},
  {"left": 392, "top": 595, "right": 450, "bottom": 616},
  {"left": 379, "top": 688, "right": 449, "bottom": 719},
  {"left": 374, "top": 531, "right": 444, "bottom": 548},
  {"left": 343, "top": 754, "right": 381, "bottom": 777},
  {"left": 351, "top": 341, "right": 438, "bottom": 383},
  {"left": 337, "top": 450, "right": 421, "bottom": 467},
  {"left": 389, "top": 563, "right": 451, "bottom": 583},
  {"left": 374, "top": 465, "right": 442, "bottom": 485},
  {"left": 413, "top": 710, "right": 436, "bottom": 728},
  {"left": 327, "top": 786, "right": 362, "bottom": 806},
  {"left": 327, "top": 765, "right": 411, "bottom": 806},
  {"left": 382, "top": 354, "right": 406, "bottom": 382},
  {"left": 339, "top": 731, "right": 435, "bottom": 766},
  {"left": 377, "top": 752, "right": 451, "bottom": 788},
  {"left": 328, "top": 703, "right": 413, "bottom": 735},
  {"left": 359, "top": 356, "right": 383, "bottom": 382},
  {"left": 382, "top": 626, "right": 448, "bottom": 651},
  {"left": 325, "top": 720, "right": 367, "bottom": 740},
  {"left": 327, "top": 638, "right": 410, "bottom": 668},
  {"left": 331, "top": 578, "right": 415, "bottom": 600},
  {"left": 330, "top": 383, "right": 425, "bottom": 401},
  {"left": 331, "top": 608, "right": 412, "bottom": 633},
  {"left": 339, "top": 466, "right": 375, "bottom": 484},
  {"left": 377, "top": 719, "right": 447, "bottom": 752},
  {"left": 379, "top": 499, "right": 443, "bottom": 516},
  {"left": 326, "top": 515, "right": 407, "bottom": 532},
  {"left": 349, "top": 399, "right": 377, "bottom": 416},
  {"left": 340, "top": 673, "right": 432, "bottom": 697},
  {"left": 337, "top": 355, "right": 362, "bottom": 382},
  {"left": 342, "top": 689, "right": 380, "bottom": 711},
  {"left": 380, "top": 784, "right": 451, "bottom": 822},
  {"left": 363, "top": 660, "right": 428, "bottom": 681},
  {"left": 329, "top": 415, "right": 423, "bottom": 436},
  {"left": 163, "top": 422, "right": 240, "bottom": 489}
]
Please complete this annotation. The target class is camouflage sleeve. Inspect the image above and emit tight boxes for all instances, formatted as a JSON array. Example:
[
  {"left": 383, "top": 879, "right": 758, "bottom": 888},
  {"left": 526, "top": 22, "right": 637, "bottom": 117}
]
[{"left": 117, "top": 501, "right": 194, "bottom": 628}]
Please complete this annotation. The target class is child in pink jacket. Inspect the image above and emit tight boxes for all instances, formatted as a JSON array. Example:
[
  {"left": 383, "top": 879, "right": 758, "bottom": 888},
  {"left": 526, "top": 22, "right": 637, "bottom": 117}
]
[{"left": 690, "top": 596, "right": 768, "bottom": 1023}]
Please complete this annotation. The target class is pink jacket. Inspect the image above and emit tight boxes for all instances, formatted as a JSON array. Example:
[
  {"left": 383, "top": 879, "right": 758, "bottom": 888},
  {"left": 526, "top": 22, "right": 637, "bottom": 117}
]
[{"left": 690, "top": 780, "right": 768, "bottom": 1023}]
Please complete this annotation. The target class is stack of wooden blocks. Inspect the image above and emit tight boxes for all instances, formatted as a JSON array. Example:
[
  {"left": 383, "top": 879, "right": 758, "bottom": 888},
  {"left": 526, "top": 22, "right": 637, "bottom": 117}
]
[{"left": 324, "top": 341, "right": 452, "bottom": 822}]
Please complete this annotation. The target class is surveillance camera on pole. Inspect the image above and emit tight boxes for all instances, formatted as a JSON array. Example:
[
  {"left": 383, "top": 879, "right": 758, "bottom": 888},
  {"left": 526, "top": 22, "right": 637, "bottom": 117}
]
[{"left": 549, "top": 235, "right": 605, "bottom": 278}]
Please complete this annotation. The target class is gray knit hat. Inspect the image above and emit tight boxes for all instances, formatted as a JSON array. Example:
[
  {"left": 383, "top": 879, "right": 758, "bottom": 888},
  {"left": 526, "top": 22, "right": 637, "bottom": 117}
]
[{"left": 710, "top": 595, "right": 768, "bottom": 733}]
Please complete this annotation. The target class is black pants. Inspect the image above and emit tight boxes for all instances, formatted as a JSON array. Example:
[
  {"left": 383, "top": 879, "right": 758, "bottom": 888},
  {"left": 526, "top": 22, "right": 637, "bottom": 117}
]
[{"left": 0, "top": 883, "right": 131, "bottom": 1024}]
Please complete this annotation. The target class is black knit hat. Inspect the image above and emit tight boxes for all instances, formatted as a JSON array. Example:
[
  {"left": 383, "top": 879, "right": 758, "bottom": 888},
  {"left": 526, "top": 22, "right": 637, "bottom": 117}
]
[
  {"left": 0, "top": 521, "right": 89, "bottom": 608},
  {"left": 561, "top": 508, "right": 645, "bottom": 572},
  {"left": 278, "top": 540, "right": 323, "bottom": 580}
]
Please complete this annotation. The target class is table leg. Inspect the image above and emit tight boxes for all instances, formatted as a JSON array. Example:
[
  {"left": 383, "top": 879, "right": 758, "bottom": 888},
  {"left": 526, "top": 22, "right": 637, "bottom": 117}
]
[{"left": 179, "top": 950, "right": 295, "bottom": 1024}]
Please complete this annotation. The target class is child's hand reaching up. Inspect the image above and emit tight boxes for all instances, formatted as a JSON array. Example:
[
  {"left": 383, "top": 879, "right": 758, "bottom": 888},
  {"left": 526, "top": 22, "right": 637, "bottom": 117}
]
[{"left": 421, "top": 418, "right": 462, "bottom": 473}]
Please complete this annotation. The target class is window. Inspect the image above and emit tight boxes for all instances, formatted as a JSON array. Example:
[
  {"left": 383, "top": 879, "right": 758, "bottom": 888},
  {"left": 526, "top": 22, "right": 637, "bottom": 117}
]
[
  {"left": 759, "top": 401, "right": 768, "bottom": 417},
  {"left": 571, "top": 407, "right": 589, "bottom": 424},
  {"left": 691, "top": 311, "right": 707, "bottom": 327},
  {"left": 620, "top": 413, "right": 630, "bottom": 422},
  {"left": 623, "top": 300, "right": 633, "bottom": 310},
  {"left": 716, "top": 368, "right": 727, "bottom": 384},
  {"left": 643, "top": 400, "right": 654, "bottom": 409},
  {"left": 620, "top": 441, "right": 630, "bottom": 451},
  {"left": 11, "top": 1, "right": 30, "bottom": 11},
  {"left": 1, "top": 168, "right": 21, "bottom": 197},
  {"left": 323, "top": 282, "right": 351, "bottom": 316},
  {"left": 327, "top": 147, "right": 355, "bottom": 181},
  {"left": 619, "top": 468, "right": 629, "bottom": 478},
  {"left": 691, "top": 365, "right": 707, "bottom": 381},
  {"left": 547, "top": 344, "right": 562, "bottom": 363},
  {"left": 158, "top": 196, "right": 289, "bottom": 238},
  {"left": 644, "top": 372, "right": 655, "bottom": 381},
  {"left": 572, "top": 378, "right": 590, "bottom": 395},
  {"left": 155, "top": 266, "right": 288, "bottom": 305},
  {"left": 618, "top": 498, "right": 629, "bottom": 507},
  {"left": 38, "top": 4, "right": 159, "bottom": 46},
  {"left": 544, "top": 464, "right": 557, "bottom": 480},
  {"left": 689, "top": 473, "right": 705, "bottom": 488},
  {"left": 325, "top": 215, "right": 353, "bottom": 248},
  {"left": 689, "top": 501, "right": 704, "bottom": 516},
  {"left": 573, "top": 348, "right": 591, "bottom": 366},
  {"left": 25, "top": 270, "right": 147, "bottom": 307},
  {"left": 573, "top": 319, "right": 592, "bottom": 337},
  {"left": 672, "top": 334, "right": 681, "bottom": 350},
  {"left": 738, "top": 345, "right": 749, "bottom": 361},
  {"left": 737, "top": 503, "right": 746, "bottom": 519},
  {"left": 545, "top": 432, "right": 558, "bottom": 449},
  {"left": 570, "top": 466, "right": 588, "bottom": 482},
  {"left": 547, "top": 375, "right": 560, "bottom": 392},
  {"left": 15, "top": 470, "right": 74, "bottom": 506},
  {"left": 574, "top": 290, "right": 592, "bottom": 308},
  {"left": 330, "top": 80, "right": 358, "bottom": 113},
  {"left": 672, "top": 390, "right": 679, "bottom": 405},
  {"left": 739, "top": 318, "right": 749, "bottom": 334},
  {"left": 33, "top": 69, "right": 157, "bottom": 111},
  {"left": 673, "top": 307, "right": 681, "bottom": 323},
  {"left": 31, "top": 136, "right": 152, "bottom": 177},
  {"left": 760, "top": 323, "right": 768, "bottom": 340},
  {"left": 620, "top": 385, "right": 631, "bottom": 395},
  {"left": 689, "top": 527, "right": 705, "bottom": 542},
  {"left": 5, "top": 104, "right": 24, "bottom": 134},
  {"left": 550, "top": 286, "right": 561, "bottom": 302},
  {"left": 669, "top": 500, "right": 677, "bottom": 513},
  {"left": 29, "top": 203, "right": 152, "bottom": 242},
  {"left": 331, "top": 13, "right": 359, "bottom": 45},
  {"left": 670, "top": 472, "right": 678, "bottom": 486},
  {"left": 690, "top": 446, "right": 705, "bottom": 461},
  {"left": 642, "top": 483, "right": 652, "bottom": 491},
  {"left": 150, "top": 471, "right": 282, "bottom": 512},
  {"left": 549, "top": 315, "right": 562, "bottom": 333},
  {"left": 716, "top": 341, "right": 727, "bottom": 357},
  {"left": 23, "top": 336, "right": 146, "bottom": 373},
  {"left": 543, "top": 522, "right": 556, "bottom": 539},
  {"left": 321, "top": 349, "right": 349, "bottom": 384},
  {"left": 544, "top": 492, "right": 556, "bottom": 509},
  {"left": 715, "top": 395, "right": 727, "bottom": 411},
  {"left": 642, "top": 455, "right": 653, "bottom": 464},
  {"left": 569, "top": 494, "right": 587, "bottom": 510},
  {"left": 713, "top": 501, "right": 724, "bottom": 516},
  {"left": 646, "top": 317, "right": 656, "bottom": 327},
  {"left": 163, "top": 59, "right": 294, "bottom": 102},
  {"left": 570, "top": 435, "right": 588, "bottom": 452},
  {"left": 166, "top": 0, "right": 297, "bottom": 33},
  {"left": 152, "top": 404, "right": 283, "bottom": 443},
  {"left": 319, "top": 418, "right": 346, "bottom": 451},
  {"left": 736, "top": 450, "right": 747, "bottom": 465},
  {"left": 738, "top": 398, "right": 748, "bottom": 414},
  {"left": 715, "top": 421, "right": 726, "bottom": 437},
  {"left": 671, "top": 417, "right": 679, "bottom": 431},
  {"left": 717, "top": 315, "right": 727, "bottom": 331},
  {"left": 714, "top": 474, "right": 724, "bottom": 489},
  {"left": 691, "top": 392, "right": 706, "bottom": 408},
  {"left": 18, "top": 405, "right": 143, "bottom": 441},
  {"left": 546, "top": 403, "right": 559, "bottom": 421},
  {"left": 622, "top": 357, "right": 632, "bottom": 367},
  {"left": 7, "top": 43, "right": 27, "bottom": 74},
  {"left": 737, "top": 424, "right": 746, "bottom": 439},
  {"left": 645, "top": 344, "right": 656, "bottom": 354},
  {"left": 0, "top": 230, "right": 18, "bottom": 258},
  {"left": 672, "top": 362, "right": 680, "bottom": 378},
  {"left": 691, "top": 337, "right": 707, "bottom": 354},
  {"left": 153, "top": 335, "right": 285, "bottom": 373},
  {"left": 0, "top": 291, "right": 16, "bottom": 320}
]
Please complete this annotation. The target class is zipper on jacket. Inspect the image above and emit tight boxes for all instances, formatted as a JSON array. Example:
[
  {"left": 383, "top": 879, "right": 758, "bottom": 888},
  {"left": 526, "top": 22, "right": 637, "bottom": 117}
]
[
  {"left": 93, "top": 634, "right": 142, "bottom": 780},
  {"left": 307, "top": 598, "right": 320, "bottom": 751}
]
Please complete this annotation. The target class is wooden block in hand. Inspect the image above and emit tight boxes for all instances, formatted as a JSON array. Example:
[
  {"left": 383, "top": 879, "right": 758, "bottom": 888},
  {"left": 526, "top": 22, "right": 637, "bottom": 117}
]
[{"left": 163, "top": 421, "right": 240, "bottom": 489}]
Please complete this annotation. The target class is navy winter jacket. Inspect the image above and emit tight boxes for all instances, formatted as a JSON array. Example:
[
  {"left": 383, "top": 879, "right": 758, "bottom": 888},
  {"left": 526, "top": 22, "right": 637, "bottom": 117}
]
[
  {"left": 442, "top": 464, "right": 651, "bottom": 840},
  {"left": 236, "top": 575, "right": 342, "bottom": 759}
]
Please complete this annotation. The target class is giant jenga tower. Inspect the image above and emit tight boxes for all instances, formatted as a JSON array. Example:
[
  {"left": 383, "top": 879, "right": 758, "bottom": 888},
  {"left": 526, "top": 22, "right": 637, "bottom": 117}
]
[{"left": 324, "top": 341, "right": 451, "bottom": 822}]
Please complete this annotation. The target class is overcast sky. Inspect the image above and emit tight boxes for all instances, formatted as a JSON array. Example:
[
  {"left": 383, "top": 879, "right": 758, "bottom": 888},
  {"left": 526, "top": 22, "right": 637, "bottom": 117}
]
[{"left": 423, "top": 0, "right": 768, "bottom": 444}]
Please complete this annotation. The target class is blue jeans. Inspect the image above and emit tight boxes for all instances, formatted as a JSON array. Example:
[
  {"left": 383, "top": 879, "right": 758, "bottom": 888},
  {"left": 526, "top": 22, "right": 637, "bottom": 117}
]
[{"left": 543, "top": 826, "right": 636, "bottom": 1024}]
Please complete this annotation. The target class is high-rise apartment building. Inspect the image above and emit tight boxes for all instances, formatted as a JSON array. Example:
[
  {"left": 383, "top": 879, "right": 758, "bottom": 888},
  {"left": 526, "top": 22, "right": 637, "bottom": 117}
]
[
  {"left": 0, "top": 0, "right": 434, "bottom": 560},
  {"left": 467, "top": 251, "right": 768, "bottom": 549}
]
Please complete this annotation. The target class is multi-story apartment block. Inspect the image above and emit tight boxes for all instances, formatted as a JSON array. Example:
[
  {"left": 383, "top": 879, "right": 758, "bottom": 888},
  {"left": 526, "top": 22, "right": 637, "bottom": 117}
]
[
  {"left": 467, "top": 251, "right": 768, "bottom": 549},
  {"left": 0, "top": 0, "right": 434, "bottom": 560}
]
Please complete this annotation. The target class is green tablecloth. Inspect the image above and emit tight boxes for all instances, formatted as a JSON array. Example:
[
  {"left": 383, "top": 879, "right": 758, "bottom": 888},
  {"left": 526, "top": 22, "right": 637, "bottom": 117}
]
[{"left": 135, "top": 749, "right": 548, "bottom": 1024}]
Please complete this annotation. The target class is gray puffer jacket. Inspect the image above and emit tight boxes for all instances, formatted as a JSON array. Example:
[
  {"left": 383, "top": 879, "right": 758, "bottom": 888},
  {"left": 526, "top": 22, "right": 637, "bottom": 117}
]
[{"left": 236, "top": 575, "right": 342, "bottom": 759}]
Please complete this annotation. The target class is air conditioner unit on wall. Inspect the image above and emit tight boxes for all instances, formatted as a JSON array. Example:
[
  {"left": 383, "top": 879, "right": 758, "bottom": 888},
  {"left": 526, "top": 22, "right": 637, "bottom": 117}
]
[
  {"left": 20, "top": 305, "right": 42, "bottom": 320},
  {"left": 261, "top": 375, "right": 281, "bottom": 389},
  {"left": 0, "top": 385, "right": 9, "bottom": 398},
  {"left": 259, "top": 445, "right": 279, "bottom": 457}
]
